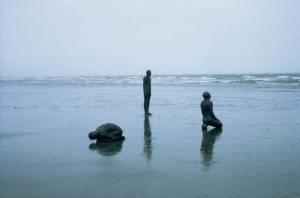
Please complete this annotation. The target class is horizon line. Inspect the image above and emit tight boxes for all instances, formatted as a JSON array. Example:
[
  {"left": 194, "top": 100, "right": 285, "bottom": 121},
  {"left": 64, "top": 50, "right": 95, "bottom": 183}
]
[{"left": 1, "top": 72, "right": 300, "bottom": 78}]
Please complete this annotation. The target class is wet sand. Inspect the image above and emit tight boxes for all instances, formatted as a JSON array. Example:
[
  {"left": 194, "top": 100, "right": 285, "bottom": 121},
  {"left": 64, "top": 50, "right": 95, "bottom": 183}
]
[{"left": 1, "top": 83, "right": 300, "bottom": 198}]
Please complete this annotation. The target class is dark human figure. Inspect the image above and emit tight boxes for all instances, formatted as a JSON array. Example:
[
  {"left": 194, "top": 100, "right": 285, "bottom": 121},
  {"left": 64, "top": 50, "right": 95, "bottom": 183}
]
[
  {"left": 144, "top": 116, "right": 152, "bottom": 160},
  {"left": 88, "top": 123, "right": 125, "bottom": 142},
  {"left": 201, "top": 91, "right": 223, "bottom": 130},
  {"left": 89, "top": 140, "right": 124, "bottom": 156},
  {"left": 201, "top": 128, "right": 222, "bottom": 167},
  {"left": 143, "top": 70, "right": 152, "bottom": 116}
]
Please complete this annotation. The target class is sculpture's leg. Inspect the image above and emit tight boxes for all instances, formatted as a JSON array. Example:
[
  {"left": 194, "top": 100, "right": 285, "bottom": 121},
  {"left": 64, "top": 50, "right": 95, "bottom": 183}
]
[
  {"left": 144, "top": 95, "right": 151, "bottom": 115},
  {"left": 208, "top": 119, "right": 223, "bottom": 129},
  {"left": 99, "top": 130, "right": 124, "bottom": 142},
  {"left": 144, "top": 95, "right": 147, "bottom": 114},
  {"left": 202, "top": 122, "right": 208, "bottom": 130}
]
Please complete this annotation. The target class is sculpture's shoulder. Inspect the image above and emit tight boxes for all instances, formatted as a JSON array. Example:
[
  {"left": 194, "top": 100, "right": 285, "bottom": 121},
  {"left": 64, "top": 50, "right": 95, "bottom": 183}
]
[
  {"left": 201, "top": 99, "right": 209, "bottom": 105},
  {"left": 200, "top": 100, "right": 205, "bottom": 106},
  {"left": 143, "top": 76, "right": 150, "bottom": 84},
  {"left": 201, "top": 99, "right": 212, "bottom": 108},
  {"left": 104, "top": 123, "right": 122, "bottom": 130}
]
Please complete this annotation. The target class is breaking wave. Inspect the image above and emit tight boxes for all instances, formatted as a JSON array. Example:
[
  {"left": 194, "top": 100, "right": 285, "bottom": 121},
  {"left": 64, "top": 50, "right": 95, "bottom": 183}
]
[{"left": 1, "top": 74, "right": 299, "bottom": 87}]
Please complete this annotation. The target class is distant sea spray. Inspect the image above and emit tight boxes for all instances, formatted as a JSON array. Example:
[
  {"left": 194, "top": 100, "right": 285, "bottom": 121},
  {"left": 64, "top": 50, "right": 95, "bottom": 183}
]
[{"left": 1, "top": 74, "right": 300, "bottom": 87}]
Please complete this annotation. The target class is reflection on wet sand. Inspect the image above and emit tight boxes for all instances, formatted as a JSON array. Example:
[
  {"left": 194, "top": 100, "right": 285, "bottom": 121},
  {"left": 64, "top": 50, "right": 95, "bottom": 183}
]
[
  {"left": 144, "top": 116, "right": 152, "bottom": 160},
  {"left": 0, "top": 132, "right": 36, "bottom": 139},
  {"left": 201, "top": 128, "right": 222, "bottom": 167},
  {"left": 89, "top": 140, "right": 124, "bottom": 156}
]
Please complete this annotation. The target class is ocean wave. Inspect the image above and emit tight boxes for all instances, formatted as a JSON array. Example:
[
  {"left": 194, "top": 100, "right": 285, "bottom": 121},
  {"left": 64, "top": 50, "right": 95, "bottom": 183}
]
[
  {"left": 242, "top": 75, "right": 256, "bottom": 79},
  {"left": 1, "top": 74, "right": 299, "bottom": 87},
  {"left": 276, "top": 75, "right": 290, "bottom": 79}
]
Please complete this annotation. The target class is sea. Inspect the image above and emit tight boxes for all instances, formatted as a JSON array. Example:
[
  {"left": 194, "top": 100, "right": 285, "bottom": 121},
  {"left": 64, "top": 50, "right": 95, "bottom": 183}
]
[{"left": 1, "top": 73, "right": 300, "bottom": 198}]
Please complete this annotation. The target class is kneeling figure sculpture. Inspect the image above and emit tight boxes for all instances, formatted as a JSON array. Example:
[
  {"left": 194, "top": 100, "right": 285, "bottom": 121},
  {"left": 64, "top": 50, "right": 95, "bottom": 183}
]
[{"left": 201, "top": 91, "right": 223, "bottom": 130}]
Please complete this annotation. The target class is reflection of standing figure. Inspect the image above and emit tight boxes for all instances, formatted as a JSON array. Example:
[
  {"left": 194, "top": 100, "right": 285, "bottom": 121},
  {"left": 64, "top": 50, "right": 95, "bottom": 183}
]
[
  {"left": 144, "top": 116, "right": 152, "bottom": 160},
  {"left": 143, "top": 70, "right": 152, "bottom": 116},
  {"left": 201, "top": 128, "right": 222, "bottom": 167},
  {"left": 201, "top": 91, "right": 223, "bottom": 130}
]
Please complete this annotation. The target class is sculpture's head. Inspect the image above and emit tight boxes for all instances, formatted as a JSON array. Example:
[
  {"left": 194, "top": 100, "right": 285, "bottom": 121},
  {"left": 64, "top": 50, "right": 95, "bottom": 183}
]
[
  {"left": 88, "top": 132, "right": 97, "bottom": 140},
  {"left": 146, "top": 70, "right": 151, "bottom": 76},
  {"left": 203, "top": 91, "right": 211, "bottom": 99}
]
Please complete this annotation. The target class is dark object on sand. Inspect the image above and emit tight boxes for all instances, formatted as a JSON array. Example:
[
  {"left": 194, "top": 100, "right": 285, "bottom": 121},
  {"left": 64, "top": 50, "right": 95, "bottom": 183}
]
[
  {"left": 143, "top": 69, "right": 152, "bottom": 116},
  {"left": 88, "top": 123, "right": 125, "bottom": 142},
  {"left": 201, "top": 91, "right": 223, "bottom": 129},
  {"left": 89, "top": 140, "right": 124, "bottom": 156}
]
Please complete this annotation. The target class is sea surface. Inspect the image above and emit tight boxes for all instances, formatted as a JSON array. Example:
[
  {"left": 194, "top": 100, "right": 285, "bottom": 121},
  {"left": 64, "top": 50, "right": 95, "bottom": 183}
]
[{"left": 1, "top": 74, "right": 300, "bottom": 198}]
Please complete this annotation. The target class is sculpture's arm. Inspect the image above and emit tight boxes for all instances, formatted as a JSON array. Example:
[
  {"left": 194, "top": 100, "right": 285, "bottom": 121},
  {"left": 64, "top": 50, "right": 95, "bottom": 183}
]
[
  {"left": 143, "top": 77, "right": 147, "bottom": 92},
  {"left": 143, "top": 77, "right": 151, "bottom": 95}
]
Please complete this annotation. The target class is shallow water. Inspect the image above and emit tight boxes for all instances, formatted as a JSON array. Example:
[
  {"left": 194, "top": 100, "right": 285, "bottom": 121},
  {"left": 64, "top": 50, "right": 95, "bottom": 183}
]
[{"left": 1, "top": 75, "right": 300, "bottom": 198}]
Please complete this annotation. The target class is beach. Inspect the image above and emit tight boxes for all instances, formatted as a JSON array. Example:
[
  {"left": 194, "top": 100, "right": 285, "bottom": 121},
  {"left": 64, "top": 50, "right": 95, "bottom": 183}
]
[{"left": 1, "top": 74, "right": 300, "bottom": 198}]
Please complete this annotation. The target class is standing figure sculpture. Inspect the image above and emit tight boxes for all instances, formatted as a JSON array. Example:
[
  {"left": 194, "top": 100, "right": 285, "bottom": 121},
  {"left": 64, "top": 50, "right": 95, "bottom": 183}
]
[
  {"left": 143, "top": 70, "right": 152, "bottom": 116},
  {"left": 201, "top": 91, "right": 223, "bottom": 130}
]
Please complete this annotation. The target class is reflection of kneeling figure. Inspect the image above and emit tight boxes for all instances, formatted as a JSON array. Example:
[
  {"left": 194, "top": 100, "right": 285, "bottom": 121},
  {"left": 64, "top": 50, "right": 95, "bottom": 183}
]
[
  {"left": 201, "top": 128, "right": 222, "bottom": 166},
  {"left": 88, "top": 123, "right": 125, "bottom": 142}
]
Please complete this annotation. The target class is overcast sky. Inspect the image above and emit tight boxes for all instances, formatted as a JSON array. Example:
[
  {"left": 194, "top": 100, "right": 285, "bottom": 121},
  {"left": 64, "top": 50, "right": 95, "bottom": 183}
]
[{"left": 0, "top": 0, "right": 299, "bottom": 76}]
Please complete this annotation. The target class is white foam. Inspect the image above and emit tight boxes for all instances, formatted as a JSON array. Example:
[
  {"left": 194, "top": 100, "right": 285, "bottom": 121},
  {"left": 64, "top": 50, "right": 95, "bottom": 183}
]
[
  {"left": 276, "top": 75, "right": 290, "bottom": 79},
  {"left": 243, "top": 75, "right": 256, "bottom": 79},
  {"left": 292, "top": 76, "right": 300, "bottom": 80}
]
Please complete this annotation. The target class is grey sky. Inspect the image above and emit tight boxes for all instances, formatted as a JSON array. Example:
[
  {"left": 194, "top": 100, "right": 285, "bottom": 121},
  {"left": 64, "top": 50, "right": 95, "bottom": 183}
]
[{"left": 0, "top": 0, "right": 299, "bottom": 76}]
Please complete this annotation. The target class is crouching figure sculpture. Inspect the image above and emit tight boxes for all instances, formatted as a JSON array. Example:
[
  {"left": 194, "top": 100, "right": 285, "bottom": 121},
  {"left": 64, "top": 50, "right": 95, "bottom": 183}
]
[{"left": 88, "top": 123, "right": 125, "bottom": 142}]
